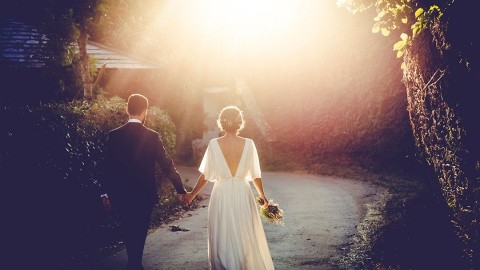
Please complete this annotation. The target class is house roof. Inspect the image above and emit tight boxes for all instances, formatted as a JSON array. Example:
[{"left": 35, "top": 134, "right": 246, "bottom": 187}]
[
  {"left": 87, "top": 41, "right": 163, "bottom": 69},
  {"left": 0, "top": 18, "right": 49, "bottom": 68},
  {"left": 1, "top": 18, "right": 163, "bottom": 69}
]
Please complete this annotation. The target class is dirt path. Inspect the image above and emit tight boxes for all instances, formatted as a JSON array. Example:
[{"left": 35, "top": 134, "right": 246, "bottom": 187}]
[{"left": 95, "top": 166, "right": 385, "bottom": 270}]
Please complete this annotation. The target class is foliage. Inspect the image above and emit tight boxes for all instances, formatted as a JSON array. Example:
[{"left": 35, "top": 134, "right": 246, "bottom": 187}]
[
  {"left": 90, "top": 0, "right": 194, "bottom": 63},
  {"left": 3, "top": 1, "right": 94, "bottom": 66},
  {"left": 337, "top": 0, "right": 444, "bottom": 68},
  {"left": 256, "top": 197, "right": 285, "bottom": 226},
  {"left": 3, "top": 0, "right": 110, "bottom": 99},
  {"left": 403, "top": 20, "right": 480, "bottom": 266},
  {"left": 339, "top": 168, "right": 469, "bottom": 269},
  {"left": 338, "top": 0, "right": 480, "bottom": 266},
  {"left": 1, "top": 96, "right": 178, "bottom": 268},
  {"left": 92, "top": 0, "right": 159, "bottom": 52}
]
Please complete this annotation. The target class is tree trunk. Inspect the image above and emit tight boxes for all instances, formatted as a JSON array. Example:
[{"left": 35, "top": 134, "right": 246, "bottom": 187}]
[
  {"left": 78, "top": 12, "right": 92, "bottom": 101},
  {"left": 403, "top": 18, "right": 479, "bottom": 267}
]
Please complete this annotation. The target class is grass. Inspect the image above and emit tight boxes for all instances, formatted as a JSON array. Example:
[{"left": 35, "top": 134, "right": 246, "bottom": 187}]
[
  {"left": 309, "top": 161, "right": 469, "bottom": 270},
  {"left": 257, "top": 145, "right": 469, "bottom": 268}
]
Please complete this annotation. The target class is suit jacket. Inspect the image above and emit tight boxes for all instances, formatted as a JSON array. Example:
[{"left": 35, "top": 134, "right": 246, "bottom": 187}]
[{"left": 103, "top": 122, "right": 186, "bottom": 206}]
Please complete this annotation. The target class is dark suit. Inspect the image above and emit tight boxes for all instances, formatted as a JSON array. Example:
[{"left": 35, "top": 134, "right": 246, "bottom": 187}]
[{"left": 103, "top": 121, "right": 186, "bottom": 270}]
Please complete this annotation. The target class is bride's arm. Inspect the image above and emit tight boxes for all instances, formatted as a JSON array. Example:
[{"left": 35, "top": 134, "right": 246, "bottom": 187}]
[
  {"left": 252, "top": 178, "right": 269, "bottom": 208},
  {"left": 187, "top": 173, "right": 209, "bottom": 204}
]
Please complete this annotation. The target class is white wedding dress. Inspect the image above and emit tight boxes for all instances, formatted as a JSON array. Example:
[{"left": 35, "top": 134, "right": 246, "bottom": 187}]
[{"left": 199, "top": 138, "right": 275, "bottom": 270}]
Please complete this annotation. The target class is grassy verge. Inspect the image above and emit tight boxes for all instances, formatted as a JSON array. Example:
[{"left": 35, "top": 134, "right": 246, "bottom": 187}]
[{"left": 309, "top": 162, "right": 468, "bottom": 269}]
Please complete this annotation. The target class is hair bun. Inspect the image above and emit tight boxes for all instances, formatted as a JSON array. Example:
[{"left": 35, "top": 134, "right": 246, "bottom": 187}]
[
  {"left": 217, "top": 106, "right": 245, "bottom": 133},
  {"left": 221, "top": 119, "right": 234, "bottom": 127}
]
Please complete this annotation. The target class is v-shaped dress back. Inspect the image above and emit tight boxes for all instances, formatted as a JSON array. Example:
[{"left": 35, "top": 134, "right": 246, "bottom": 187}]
[
  {"left": 199, "top": 138, "right": 274, "bottom": 270},
  {"left": 215, "top": 139, "right": 247, "bottom": 178}
]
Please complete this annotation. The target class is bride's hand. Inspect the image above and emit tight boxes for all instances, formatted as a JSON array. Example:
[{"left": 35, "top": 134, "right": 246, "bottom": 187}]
[
  {"left": 260, "top": 196, "right": 269, "bottom": 209},
  {"left": 187, "top": 192, "right": 195, "bottom": 205}
]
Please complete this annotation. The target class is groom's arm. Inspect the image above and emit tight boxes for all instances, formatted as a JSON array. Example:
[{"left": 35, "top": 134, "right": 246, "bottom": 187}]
[{"left": 154, "top": 134, "right": 187, "bottom": 194}]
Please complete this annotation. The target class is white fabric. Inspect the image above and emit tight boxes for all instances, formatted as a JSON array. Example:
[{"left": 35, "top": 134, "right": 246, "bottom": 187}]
[
  {"left": 199, "top": 139, "right": 262, "bottom": 182},
  {"left": 199, "top": 138, "right": 274, "bottom": 270},
  {"left": 127, "top": 118, "right": 142, "bottom": 123}
]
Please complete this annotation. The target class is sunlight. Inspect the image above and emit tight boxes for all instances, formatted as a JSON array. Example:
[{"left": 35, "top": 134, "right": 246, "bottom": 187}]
[
  {"left": 197, "top": 0, "right": 311, "bottom": 56},
  {"left": 108, "top": 0, "right": 367, "bottom": 99},
  {"left": 150, "top": 0, "right": 330, "bottom": 60},
  {"left": 133, "top": 0, "right": 369, "bottom": 99},
  {"left": 205, "top": 0, "right": 298, "bottom": 42}
]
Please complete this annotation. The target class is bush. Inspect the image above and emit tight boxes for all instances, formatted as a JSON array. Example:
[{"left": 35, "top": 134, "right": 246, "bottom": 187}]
[{"left": 1, "top": 96, "right": 178, "bottom": 269}]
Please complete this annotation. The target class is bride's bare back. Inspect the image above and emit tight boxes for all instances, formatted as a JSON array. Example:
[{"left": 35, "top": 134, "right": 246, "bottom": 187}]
[{"left": 217, "top": 136, "right": 246, "bottom": 177}]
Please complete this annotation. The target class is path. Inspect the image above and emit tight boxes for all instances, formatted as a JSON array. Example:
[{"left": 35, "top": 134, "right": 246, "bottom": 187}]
[{"left": 95, "top": 166, "right": 385, "bottom": 270}]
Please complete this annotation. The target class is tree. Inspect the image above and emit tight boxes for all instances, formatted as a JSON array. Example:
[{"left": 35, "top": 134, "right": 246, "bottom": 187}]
[
  {"left": 58, "top": 0, "right": 107, "bottom": 100},
  {"left": 3, "top": 0, "right": 107, "bottom": 100},
  {"left": 76, "top": 1, "right": 96, "bottom": 100},
  {"left": 338, "top": 0, "right": 479, "bottom": 266}
]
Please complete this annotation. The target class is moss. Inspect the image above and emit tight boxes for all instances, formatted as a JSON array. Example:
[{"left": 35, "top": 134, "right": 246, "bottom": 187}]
[{"left": 402, "top": 16, "right": 480, "bottom": 266}]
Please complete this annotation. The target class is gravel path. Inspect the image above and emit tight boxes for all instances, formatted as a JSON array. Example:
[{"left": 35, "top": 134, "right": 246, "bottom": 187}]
[{"left": 94, "top": 166, "right": 385, "bottom": 270}]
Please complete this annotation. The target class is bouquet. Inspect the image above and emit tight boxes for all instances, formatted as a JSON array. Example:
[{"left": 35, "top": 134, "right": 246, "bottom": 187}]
[{"left": 256, "top": 197, "right": 285, "bottom": 226}]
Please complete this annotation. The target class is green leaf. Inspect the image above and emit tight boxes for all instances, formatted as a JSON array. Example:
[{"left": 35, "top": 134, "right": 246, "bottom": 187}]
[
  {"left": 401, "top": 17, "right": 408, "bottom": 24},
  {"left": 415, "top": 8, "right": 424, "bottom": 18},
  {"left": 378, "top": 10, "right": 386, "bottom": 18},
  {"left": 396, "top": 49, "right": 404, "bottom": 58},
  {"left": 381, "top": 28, "right": 390, "bottom": 36},
  {"left": 372, "top": 23, "right": 380, "bottom": 33},
  {"left": 400, "top": 33, "right": 409, "bottom": 41},
  {"left": 429, "top": 5, "right": 440, "bottom": 12},
  {"left": 412, "top": 25, "right": 420, "bottom": 37},
  {"left": 393, "top": 39, "right": 406, "bottom": 51}
]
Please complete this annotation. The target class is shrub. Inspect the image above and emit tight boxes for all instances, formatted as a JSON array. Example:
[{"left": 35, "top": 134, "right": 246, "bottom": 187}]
[{"left": 1, "top": 96, "right": 178, "bottom": 268}]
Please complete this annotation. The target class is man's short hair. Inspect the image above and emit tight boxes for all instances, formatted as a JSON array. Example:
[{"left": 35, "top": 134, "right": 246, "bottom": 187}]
[{"left": 127, "top": 94, "right": 149, "bottom": 115}]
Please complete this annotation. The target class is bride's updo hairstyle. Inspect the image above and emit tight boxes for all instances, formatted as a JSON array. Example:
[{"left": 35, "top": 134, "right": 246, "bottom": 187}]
[{"left": 217, "top": 106, "right": 245, "bottom": 134}]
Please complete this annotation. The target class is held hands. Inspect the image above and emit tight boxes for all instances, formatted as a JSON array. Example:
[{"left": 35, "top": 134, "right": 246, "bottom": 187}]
[
  {"left": 178, "top": 194, "right": 189, "bottom": 206},
  {"left": 186, "top": 192, "right": 196, "bottom": 205},
  {"left": 178, "top": 192, "right": 196, "bottom": 206}
]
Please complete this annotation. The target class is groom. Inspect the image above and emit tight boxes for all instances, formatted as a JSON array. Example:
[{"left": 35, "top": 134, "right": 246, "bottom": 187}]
[{"left": 101, "top": 93, "right": 187, "bottom": 270}]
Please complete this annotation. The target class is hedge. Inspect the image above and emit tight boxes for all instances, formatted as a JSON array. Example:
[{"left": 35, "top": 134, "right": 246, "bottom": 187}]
[{"left": 2, "top": 96, "right": 178, "bottom": 268}]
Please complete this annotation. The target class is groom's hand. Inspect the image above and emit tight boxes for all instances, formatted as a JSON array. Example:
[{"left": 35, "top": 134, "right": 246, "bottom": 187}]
[
  {"left": 102, "top": 197, "right": 112, "bottom": 211},
  {"left": 178, "top": 194, "right": 188, "bottom": 206}
]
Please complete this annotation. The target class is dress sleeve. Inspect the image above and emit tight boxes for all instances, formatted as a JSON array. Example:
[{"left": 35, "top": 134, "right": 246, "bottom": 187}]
[
  {"left": 246, "top": 139, "right": 262, "bottom": 181},
  {"left": 199, "top": 140, "right": 217, "bottom": 182}
]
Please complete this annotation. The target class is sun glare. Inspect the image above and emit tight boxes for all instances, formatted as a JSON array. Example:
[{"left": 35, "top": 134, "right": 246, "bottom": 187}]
[
  {"left": 169, "top": 0, "right": 325, "bottom": 56},
  {"left": 145, "top": 0, "right": 345, "bottom": 77},
  {"left": 210, "top": 0, "right": 298, "bottom": 38}
]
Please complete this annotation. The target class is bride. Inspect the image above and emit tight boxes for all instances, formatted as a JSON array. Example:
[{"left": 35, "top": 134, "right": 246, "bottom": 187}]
[{"left": 186, "top": 105, "right": 275, "bottom": 270}]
